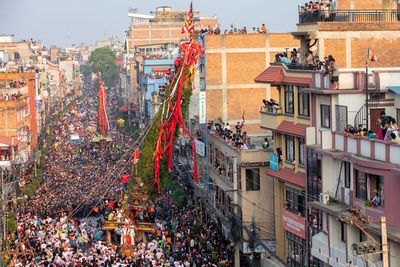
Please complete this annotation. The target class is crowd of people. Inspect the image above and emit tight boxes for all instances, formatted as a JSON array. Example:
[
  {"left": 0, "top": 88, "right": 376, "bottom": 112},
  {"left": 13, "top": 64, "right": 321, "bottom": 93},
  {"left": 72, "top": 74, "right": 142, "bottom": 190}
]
[
  {"left": 275, "top": 51, "right": 340, "bottom": 89},
  {"left": 345, "top": 111, "right": 399, "bottom": 144},
  {"left": 200, "top": 24, "right": 267, "bottom": 35},
  {"left": 0, "top": 92, "right": 24, "bottom": 101},
  {"left": 299, "top": 0, "right": 337, "bottom": 23},
  {"left": 207, "top": 119, "right": 253, "bottom": 149},
  {"left": 2, "top": 81, "right": 234, "bottom": 266},
  {"left": 0, "top": 80, "right": 26, "bottom": 89}
]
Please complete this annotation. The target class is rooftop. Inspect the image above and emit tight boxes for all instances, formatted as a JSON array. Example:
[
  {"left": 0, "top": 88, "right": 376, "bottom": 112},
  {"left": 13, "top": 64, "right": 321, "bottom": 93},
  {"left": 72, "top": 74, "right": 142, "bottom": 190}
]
[{"left": 298, "top": 9, "right": 400, "bottom": 25}]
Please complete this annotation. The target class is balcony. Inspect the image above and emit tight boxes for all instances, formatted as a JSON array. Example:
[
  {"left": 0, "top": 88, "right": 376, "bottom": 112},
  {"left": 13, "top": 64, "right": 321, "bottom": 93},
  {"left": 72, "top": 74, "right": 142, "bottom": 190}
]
[
  {"left": 299, "top": 9, "right": 400, "bottom": 24},
  {"left": 307, "top": 128, "right": 400, "bottom": 165},
  {"left": 0, "top": 97, "right": 28, "bottom": 108},
  {"left": 260, "top": 106, "right": 284, "bottom": 131}
]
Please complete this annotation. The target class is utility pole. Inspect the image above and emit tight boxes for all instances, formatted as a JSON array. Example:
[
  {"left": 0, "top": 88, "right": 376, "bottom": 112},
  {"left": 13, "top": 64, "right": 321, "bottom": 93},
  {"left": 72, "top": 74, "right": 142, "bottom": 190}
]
[
  {"left": 365, "top": 59, "right": 369, "bottom": 130},
  {"left": 233, "top": 157, "right": 240, "bottom": 267},
  {"left": 381, "top": 217, "right": 389, "bottom": 267}
]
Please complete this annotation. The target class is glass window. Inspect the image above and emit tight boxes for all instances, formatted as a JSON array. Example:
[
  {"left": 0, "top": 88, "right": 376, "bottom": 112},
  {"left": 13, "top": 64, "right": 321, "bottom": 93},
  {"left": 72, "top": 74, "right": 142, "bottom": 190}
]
[
  {"left": 320, "top": 104, "right": 330, "bottom": 128},
  {"left": 335, "top": 105, "right": 348, "bottom": 132},
  {"left": 344, "top": 162, "right": 351, "bottom": 188},
  {"left": 355, "top": 170, "right": 367, "bottom": 200},
  {"left": 285, "top": 135, "right": 295, "bottom": 162},
  {"left": 285, "top": 85, "right": 294, "bottom": 114},
  {"left": 298, "top": 90, "right": 310, "bottom": 117},
  {"left": 299, "top": 138, "right": 305, "bottom": 166},
  {"left": 246, "top": 168, "right": 260, "bottom": 191}
]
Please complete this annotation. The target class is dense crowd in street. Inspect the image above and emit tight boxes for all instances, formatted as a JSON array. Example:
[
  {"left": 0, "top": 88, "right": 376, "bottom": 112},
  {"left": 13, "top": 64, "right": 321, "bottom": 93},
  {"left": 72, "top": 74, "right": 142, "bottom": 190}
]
[{"left": 2, "top": 84, "right": 233, "bottom": 266}]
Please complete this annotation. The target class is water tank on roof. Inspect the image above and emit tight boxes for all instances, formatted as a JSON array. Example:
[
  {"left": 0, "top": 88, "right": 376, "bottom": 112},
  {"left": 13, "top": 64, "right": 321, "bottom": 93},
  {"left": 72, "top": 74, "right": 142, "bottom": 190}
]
[{"left": 156, "top": 6, "right": 171, "bottom": 12}]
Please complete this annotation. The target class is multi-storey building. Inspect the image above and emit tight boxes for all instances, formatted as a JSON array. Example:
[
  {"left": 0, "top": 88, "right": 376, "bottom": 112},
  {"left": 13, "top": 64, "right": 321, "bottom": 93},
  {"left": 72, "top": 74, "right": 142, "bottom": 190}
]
[
  {"left": 204, "top": 33, "right": 299, "bottom": 134},
  {"left": 256, "top": 63, "right": 311, "bottom": 266},
  {"left": 125, "top": 6, "right": 219, "bottom": 52},
  {"left": 255, "top": 1, "right": 400, "bottom": 266}
]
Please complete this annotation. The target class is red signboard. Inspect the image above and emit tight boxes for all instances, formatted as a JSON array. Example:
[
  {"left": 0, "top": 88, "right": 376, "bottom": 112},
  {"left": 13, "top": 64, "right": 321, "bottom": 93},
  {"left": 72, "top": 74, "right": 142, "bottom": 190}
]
[{"left": 282, "top": 209, "right": 306, "bottom": 239}]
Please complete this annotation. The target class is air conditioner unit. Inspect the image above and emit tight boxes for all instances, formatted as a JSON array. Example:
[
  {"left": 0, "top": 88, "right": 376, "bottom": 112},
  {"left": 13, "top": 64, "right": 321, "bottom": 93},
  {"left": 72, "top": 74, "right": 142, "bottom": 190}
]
[{"left": 319, "top": 193, "right": 330, "bottom": 205}]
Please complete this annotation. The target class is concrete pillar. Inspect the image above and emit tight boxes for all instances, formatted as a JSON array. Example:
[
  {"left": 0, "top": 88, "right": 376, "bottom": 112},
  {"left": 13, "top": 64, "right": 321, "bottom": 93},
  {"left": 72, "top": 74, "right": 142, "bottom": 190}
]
[
  {"left": 299, "top": 37, "right": 309, "bottom": 64},
  {"left": 106, "top": 230, "right": 112, "bottom": 245},
  {"left": 234, "top": 243, "right": 240, "bottom": 267}
]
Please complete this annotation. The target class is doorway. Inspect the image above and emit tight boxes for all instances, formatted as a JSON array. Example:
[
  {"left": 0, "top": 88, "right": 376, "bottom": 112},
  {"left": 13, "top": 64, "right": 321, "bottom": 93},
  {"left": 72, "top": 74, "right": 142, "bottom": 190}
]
[{"left": 370, "top": 109, "right": 385, "bottom": 134}]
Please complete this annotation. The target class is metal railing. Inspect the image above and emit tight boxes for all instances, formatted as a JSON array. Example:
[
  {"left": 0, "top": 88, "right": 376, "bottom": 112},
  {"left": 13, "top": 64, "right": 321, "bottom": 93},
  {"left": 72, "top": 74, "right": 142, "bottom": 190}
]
[{"left": 299, "top": 9, "right": 400, "bottom": 24}]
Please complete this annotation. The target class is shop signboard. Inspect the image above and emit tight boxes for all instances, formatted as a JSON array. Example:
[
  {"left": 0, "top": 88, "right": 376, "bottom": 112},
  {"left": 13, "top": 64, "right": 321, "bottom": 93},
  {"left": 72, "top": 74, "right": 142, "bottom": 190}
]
[
  {"left": 282, "top": 209, "right": 306, "bottom": 239},
  {"left": 270, "top": 154, "right": 278, "bottom": 172},
  {"left": 195, "top": 139, "right": 205, "bottom": 157},
  {"left": 199, "top": 91, "right": 206, "bottom": 124}
]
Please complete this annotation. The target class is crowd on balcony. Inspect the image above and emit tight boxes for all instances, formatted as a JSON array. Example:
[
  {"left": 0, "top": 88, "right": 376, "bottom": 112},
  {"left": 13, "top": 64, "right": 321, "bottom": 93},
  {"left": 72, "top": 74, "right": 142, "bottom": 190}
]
[
  {"left": 261, "top": 98, "right": 280, "bottom": 113},
  {"left": 0, "top": 92, "right": 24, "bottom": 101},
  {"left": 142, "top": 55, "right": 172, "bottom": 60},
  {"left": 4, "top": 65, "right": 37, "bottom": 74},
  {"left": 143, "top": 72, "right": 165, "bottom": 79},
  {"left": 275, "top": 51, "right": 340, "bottom": 89},
  {"left": 344, "top": 112, "right": 399, "bottom": 144},
  {"left": 208, "top": 119, "right": 253, "bottom": 149},
  {"left": 299, "top": 0, "right": 337, "bottom": 23},
  {"left": 200, "top": 24, "right": 267, "bottom": 35},
  {"left": 0, "top": 80, "right": 26, "bottom": 88}
]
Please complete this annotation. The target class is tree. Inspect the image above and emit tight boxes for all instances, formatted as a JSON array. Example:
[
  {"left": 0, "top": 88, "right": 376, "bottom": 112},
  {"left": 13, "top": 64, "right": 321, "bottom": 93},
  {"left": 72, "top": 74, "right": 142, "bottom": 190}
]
[
  {"left": 80, "top": 64, "right": 92, "bottom": 83},
  {"left": 89, "top": 47, "right": 119, "bottom": 87},
  {"left": 132, "top": 68, "right": 194, "bottom": 196}
]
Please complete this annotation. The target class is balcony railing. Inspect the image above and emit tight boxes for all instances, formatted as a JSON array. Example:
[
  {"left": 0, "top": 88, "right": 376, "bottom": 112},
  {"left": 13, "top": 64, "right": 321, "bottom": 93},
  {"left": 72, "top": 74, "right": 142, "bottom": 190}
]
[
  {"left": 260, "top": 106, "right": 284, "bottom": 131},
  {"left": 299, "top": 9, "right": 400, "bottom": 24}
]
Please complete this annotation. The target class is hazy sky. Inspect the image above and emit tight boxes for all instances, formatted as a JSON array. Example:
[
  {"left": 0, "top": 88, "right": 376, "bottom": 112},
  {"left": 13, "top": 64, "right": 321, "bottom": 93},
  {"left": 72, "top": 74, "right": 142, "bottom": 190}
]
[{"left": 0, "top": 0, "right": 305, "bottom": 48}]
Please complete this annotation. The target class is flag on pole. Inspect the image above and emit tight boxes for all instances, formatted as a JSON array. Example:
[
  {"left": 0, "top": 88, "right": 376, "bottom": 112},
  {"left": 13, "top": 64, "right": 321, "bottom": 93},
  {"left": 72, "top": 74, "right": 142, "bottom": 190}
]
[
  {"left": 97, "top": 73, "right": 109, "bottom": 136},
  {"left": 181, "top": 2, "right": 195, "bottom": 41},
  {"left": 241, "top": 110, "right": 245, "bottom": 127},
  {"left": 368, "top": 48, "right": 378, "bottom": 62}
]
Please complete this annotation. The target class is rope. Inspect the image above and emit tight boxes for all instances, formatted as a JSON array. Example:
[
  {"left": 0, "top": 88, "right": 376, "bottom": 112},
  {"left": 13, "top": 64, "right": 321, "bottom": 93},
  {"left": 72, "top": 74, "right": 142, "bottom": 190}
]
[
  {"left": 68, "top": 121, "right": 153, "bottom": 218},
  {"left": 82, "top": 117, "right": 157, "bottom": 221}
]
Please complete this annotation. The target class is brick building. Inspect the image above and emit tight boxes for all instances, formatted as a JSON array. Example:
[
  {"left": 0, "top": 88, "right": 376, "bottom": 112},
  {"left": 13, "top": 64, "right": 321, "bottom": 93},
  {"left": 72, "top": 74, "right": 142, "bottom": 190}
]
[
  {"left": 0, "top": 72, "right": 38, "bottom": 166},
  {"left": 204, "top": 33, "right": 299, "bottom": 134},
  {"left": 254, "top": 0, "right": 400, "bottom": 266},
  {"left": 126, "top": 6, "right": 219, "bottom": 53}
]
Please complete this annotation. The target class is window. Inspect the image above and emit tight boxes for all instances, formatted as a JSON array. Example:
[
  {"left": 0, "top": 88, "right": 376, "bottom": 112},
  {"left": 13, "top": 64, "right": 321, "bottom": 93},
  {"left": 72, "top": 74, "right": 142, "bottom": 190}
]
[
  {"left": 298, "top": 138, "right": 305, "bottom": 166},
  {"left": 307, "top": 150, "right": 322, "bottom": 201},
  {"left": 298, "top": 90, "right": 310, "bottom": 117},
  {"left": 287, "top": 232, "right": 306, "bottom": 267},
  {"left": 344, "top": 162, "right": 351, "bottom": 188},
  {"left": 285, "top": 135, "right": 295, "bottom": 162},
  {"left": 246, "top": 168, "right": 260, "bottom": 191},
  {"left": 320, "top": 105, "right": 330, "bottom": 128},
  {"left": 355, "top": 170, "right": 367, "bottom": 200},
  {"left": 285, "top": 85, "right": 294, "bottom": 114},
  {"left": 336, "top": 105, "right": 348, "bottom": 132},
  {"left": 286, "top": 187, "right": 305, "bottom": 216},
  {"left": 369, "top": 174, "right": 384, "bottom": 207}
]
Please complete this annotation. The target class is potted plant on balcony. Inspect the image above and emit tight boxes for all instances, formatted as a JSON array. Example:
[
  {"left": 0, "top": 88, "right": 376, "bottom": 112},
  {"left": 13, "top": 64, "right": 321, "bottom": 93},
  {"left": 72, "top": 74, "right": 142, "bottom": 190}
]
[{"left": 365, "top": 200, "right": 372, "bottom": 207}]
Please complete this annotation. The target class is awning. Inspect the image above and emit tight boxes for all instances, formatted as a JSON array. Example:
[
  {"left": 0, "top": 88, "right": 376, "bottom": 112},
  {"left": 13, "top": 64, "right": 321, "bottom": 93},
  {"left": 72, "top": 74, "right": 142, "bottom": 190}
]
[
  {"left": 0, "top": 137, "right": 19, "bottom": 147},
  {"left": 276, "top": 121, "right": 308, "bottom": 137},
  {"left": 387, "top": 86, "right": 400, "bottom": 95},
  {"left": 152, "top": 67, "right": 170, "bottom": 72},
  {"left": 266, "top": 168, "right": 305, "bottom": 188},
  {"left": 254, "top": 66, "right": 284, "bottom": 84},
  {"left": 119, "top": 105, "right": 128, "bottom": 113}
]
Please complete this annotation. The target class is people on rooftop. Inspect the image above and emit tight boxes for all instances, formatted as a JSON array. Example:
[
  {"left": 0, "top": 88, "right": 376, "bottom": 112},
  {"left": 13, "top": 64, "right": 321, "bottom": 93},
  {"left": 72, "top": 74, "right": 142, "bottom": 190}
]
[
  {"left": 299, "top": 0, "right": 337, "bottom": 23},
  {"left": 207, "top": 119, "right": 252, "bottom": 149}
]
